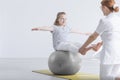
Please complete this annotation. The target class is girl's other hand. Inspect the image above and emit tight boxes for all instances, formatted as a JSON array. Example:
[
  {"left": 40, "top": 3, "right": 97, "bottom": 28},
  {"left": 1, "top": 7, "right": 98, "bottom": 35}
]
[
  {"left": 85, "top": 32, "right": 91, "bottom": 36},
  {"left": 31, "top": 28, "right": 39, "bottom": 31}
]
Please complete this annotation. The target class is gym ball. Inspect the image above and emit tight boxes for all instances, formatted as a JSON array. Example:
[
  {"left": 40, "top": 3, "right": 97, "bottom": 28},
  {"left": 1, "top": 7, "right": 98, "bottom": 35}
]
[{"left": 48, "top": 50, "right": 81, "bottom": 75}]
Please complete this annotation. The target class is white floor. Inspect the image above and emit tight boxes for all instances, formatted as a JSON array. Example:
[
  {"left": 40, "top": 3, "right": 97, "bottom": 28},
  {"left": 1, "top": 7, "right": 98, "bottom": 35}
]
[{"left": 0, "top": 57, "right": 100, "bottom": 80}]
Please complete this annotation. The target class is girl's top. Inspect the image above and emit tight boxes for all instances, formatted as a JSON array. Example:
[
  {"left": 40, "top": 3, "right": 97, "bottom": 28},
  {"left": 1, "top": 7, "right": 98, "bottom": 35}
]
[{"left": 52, "top": 25, "right": 71, "bottom": 50}]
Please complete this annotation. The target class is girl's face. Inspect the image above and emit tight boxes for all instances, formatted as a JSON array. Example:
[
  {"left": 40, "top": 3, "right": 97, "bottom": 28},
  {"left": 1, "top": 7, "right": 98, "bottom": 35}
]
[
  {"left": 58, "top": 14, "right": 67, "bottom": 26},
  {"left": 101, "top": 5, "right": 111, "bottom": 16}
]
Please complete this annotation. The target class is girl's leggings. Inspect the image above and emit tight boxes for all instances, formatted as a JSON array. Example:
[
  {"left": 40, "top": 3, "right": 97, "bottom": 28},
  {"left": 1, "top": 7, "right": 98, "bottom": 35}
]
[{"left": 56, "top": 42, "right": 82, "bottom": 53}]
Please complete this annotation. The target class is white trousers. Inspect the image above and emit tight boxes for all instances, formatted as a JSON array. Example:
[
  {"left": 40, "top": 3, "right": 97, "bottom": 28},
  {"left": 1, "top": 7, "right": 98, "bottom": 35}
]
[
  {"left": 56, "top": 42, "right": 82, "bottom": 53},
  {"left": 100, "top": 64, "right": 120, "bottom": 80}
]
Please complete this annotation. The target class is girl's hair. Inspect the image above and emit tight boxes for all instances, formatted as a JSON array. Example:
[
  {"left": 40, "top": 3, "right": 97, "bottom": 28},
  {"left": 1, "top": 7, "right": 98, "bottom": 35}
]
[
  {"left": 101, "top": 0, "right": 119, "bottom": 12},
  {"left": 54, "top": 12, "right": 66, "bottom": 26}
]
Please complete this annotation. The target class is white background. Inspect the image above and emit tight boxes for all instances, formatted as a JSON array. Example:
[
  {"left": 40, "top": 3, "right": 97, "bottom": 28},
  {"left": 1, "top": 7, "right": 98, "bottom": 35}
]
[{"left": 0, "top": 0, "right": 120, "bottom": 58}]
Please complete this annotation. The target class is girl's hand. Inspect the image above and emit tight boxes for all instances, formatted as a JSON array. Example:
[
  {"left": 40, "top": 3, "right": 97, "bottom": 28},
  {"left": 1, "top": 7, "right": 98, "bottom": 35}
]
[
  {"left": 84, "top": 32, "right": 91, "bottom": 36},
  {"left": 31, "top": 28, "right": 39, "bottom": 31}
]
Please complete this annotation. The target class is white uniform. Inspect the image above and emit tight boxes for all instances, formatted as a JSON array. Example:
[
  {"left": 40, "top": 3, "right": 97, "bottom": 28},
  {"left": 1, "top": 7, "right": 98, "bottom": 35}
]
[
  {"left": 52, "top": 25, "right": 82, "bottom": 53},
  {"left": 95, "top": 13, "right": 120, "bottom": 80}
]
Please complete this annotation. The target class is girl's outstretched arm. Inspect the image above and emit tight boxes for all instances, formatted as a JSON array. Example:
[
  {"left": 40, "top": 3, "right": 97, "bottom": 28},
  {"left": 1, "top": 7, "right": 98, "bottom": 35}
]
[
  {"left": 31, "top": 26, "right": 53, "bottom": 31},
  {"left": 70, "top": 29, "right": 91, "bottom": 35}
]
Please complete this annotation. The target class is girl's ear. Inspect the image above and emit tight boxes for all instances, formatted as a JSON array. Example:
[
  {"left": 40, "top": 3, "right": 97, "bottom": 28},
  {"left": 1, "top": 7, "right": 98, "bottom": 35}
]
[{"left": 102, "top": 5, "right": 108, "bottom": 9}]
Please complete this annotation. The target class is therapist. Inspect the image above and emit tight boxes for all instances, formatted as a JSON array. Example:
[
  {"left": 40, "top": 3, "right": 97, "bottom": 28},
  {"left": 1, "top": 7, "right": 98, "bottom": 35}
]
[{"left": 79, "top": 0, "right": 120, "bottom": 80}]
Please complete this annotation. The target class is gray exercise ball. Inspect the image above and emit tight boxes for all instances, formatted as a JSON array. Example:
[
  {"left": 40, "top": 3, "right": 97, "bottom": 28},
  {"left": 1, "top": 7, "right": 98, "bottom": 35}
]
[{"left": 48, "top": 50, "right": 81, "bottom": 75}]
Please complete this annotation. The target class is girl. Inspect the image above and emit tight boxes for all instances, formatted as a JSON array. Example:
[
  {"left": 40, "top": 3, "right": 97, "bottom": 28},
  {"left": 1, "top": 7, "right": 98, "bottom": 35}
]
[
  {"left": 79, "top": 0, "right": 120, "bottom": 80},
  {"left": 32, "top": 12, "right": 92, "bottom": 53}
]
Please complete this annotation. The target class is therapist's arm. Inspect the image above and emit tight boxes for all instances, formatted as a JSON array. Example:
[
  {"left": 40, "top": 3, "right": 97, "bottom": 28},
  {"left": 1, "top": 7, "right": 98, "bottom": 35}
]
[{"left": 79, "top": 32, "right": 99, "bottom": 55}]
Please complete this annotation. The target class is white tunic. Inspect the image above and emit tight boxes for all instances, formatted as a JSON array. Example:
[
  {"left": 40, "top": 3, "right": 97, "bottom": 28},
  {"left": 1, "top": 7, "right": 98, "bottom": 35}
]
[{"left": 95, "top": 13, "right": 120, "bottom": 64}]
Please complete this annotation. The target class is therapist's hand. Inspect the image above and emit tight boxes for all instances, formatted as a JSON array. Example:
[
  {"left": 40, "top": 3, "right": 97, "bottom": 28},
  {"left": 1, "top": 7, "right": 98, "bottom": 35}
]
[
  {"left": 79, "top": 47, "right": 92, "bottom": 55},
  {"left": 79, "top": 47, "right": 86, "bottom": 55}
]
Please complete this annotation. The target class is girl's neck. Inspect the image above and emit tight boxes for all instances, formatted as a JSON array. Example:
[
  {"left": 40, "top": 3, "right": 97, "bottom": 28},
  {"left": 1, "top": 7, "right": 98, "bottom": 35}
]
[{"left": 105, "top": 11, "right": 113, "bottom": 16}]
